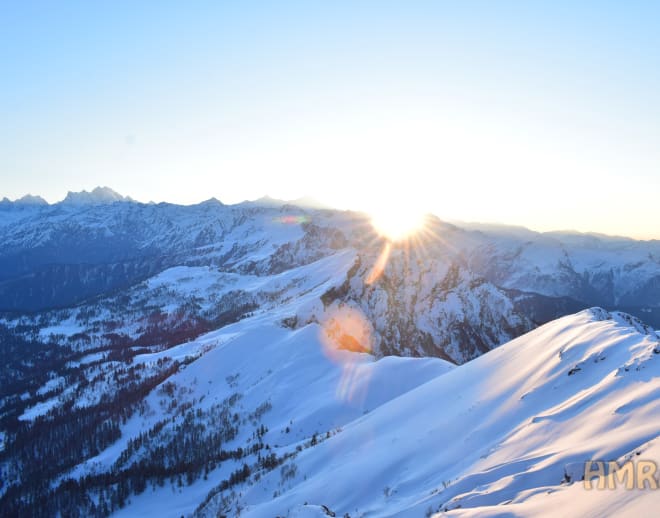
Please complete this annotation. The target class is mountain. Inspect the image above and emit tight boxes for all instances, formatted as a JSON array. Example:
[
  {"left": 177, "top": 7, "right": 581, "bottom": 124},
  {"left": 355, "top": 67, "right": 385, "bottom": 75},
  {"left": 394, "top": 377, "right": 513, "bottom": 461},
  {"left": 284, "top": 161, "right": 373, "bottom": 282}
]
[
  {"left": 0, "top": 191, "right": 535, "bottom": 363},
  {"left": 0, "top": 189, "right": 658, "bottom": 516},
  {"left": 1, "top": 303, "right": 658, "bottom": 516},
  {"left": 0, "top": 194, "right": 48, "bottom": 207},
  {"left": 458, "top": 225, "right": 660, "bottom": 314},
  {"left": 186, "top": 308, "right": 659, "bottom": 518},
  {"left": 0, "top": 189, "right": 658, "bottom": 361},
  {"left": 60, "top": 186, "right": 131, "bottom": 206}
]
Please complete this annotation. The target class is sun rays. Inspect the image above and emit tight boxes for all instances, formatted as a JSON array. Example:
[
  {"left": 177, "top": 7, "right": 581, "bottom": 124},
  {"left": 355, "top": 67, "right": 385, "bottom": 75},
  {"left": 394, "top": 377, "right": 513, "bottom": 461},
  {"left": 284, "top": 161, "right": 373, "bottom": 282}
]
[
  {"left": 362, "top": 211, "right": 457, "bottom": 285},
  {"left": 317, "top": 208, "right": 462, "bottom": 404}
]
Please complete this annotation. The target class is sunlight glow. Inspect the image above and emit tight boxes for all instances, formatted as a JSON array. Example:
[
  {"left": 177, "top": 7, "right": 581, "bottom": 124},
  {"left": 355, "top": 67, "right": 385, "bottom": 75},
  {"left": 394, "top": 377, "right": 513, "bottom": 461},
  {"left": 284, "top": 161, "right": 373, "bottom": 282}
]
[{"left": 370, "top": 207, "right": 427, "bottom": 242}]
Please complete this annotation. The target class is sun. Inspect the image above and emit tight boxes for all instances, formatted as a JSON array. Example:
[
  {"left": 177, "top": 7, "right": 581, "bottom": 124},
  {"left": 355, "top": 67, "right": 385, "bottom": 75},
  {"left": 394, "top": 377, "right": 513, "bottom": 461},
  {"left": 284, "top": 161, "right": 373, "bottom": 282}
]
[{"left": 369, "top": 206, "right": 427, "bottom": 242}]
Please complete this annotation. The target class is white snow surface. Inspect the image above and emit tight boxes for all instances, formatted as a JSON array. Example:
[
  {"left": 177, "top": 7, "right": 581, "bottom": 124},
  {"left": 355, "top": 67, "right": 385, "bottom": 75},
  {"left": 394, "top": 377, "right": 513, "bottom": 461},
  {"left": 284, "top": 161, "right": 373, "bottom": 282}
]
[{"left": 91, "top": 307, "right": 660, "bottom": 517}]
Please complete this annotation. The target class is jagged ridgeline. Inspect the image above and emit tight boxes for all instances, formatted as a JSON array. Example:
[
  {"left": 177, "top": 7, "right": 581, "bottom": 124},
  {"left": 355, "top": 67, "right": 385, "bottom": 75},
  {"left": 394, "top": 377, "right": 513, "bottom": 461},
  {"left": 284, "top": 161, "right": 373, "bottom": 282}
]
[{"left": 1, "top": 190, "right": 658, "bottom": 361}]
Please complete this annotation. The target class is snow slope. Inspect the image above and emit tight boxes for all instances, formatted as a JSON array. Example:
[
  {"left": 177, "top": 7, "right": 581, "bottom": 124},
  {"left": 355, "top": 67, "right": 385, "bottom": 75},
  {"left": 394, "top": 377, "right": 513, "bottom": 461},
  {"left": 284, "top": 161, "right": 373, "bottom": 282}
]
[
  {"left": 90, "top": 311, "right": 455, "bottom": 518},
  {"left": 65, "top": 307, "right": 658, "bottom": 517},
  {"left": 188, "top": 308, "right": 658, "bottom": 517},
  {"left": 449, "top": 438, "right": 660, "bottom": 518}
]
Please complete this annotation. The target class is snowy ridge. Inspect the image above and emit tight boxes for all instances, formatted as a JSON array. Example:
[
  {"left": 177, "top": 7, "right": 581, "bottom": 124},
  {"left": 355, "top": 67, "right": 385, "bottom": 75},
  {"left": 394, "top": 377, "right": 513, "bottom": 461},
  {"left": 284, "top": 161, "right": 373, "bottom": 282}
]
[{"left": 178, "top": 307, "right": 654, "bottom": 517}]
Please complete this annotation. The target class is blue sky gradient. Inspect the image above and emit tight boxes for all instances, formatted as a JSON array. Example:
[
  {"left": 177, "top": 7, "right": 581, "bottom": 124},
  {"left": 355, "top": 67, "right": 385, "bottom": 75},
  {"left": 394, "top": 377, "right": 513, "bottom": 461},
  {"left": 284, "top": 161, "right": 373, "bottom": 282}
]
[{"left": 1, "top": 1, "right": 659, "bottom": 237}]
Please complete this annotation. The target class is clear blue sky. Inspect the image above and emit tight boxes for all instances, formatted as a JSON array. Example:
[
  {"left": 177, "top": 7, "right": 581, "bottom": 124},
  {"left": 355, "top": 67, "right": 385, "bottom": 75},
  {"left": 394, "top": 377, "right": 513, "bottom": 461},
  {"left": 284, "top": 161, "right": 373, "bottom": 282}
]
[{"left": 1, "top": 1, "right": 659, "bottom": 238}]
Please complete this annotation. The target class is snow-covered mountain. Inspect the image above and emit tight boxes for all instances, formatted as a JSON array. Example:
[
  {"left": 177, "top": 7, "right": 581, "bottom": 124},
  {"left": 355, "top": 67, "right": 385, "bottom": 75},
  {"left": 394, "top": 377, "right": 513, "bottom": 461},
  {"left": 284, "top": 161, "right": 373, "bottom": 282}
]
[
  {"left": 0, "top": 194, "right": 48, "bottom": 207},
  {"left": 2, "top": 299, "right": 658, "bottom": 516},
  {"left": 0, "top": 191, "right": 529, "bottom": 364},
  {"left": 0, "top": 188, "right": 658, "bottom": 362},
  {"left": 184, "top": 307, "right": 659, "bottom": 518},
  {"left": 456, "top": 223, "right": 660, "bottom": 322},
  {"left": 1, "top": 188, "right": 659, "bottom": 516},
  {"left": 60, "top": 187, "right": 133, "bottom": 206}
]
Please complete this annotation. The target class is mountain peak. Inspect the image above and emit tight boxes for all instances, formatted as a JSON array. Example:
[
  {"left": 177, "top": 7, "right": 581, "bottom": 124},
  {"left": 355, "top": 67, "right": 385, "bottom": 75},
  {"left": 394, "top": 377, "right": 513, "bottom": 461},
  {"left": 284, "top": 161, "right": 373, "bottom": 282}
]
[
  {"left": 61, "top": 186, "right": 130, "bottom": 205},
  {"left": 236, "top": 195, "right": 287, "bottom": 209},
  {"left": 255, "top": 195, "right": 286, "bottom": 207},
  {"left": 16, "top": 194, "right": 48, "bottom": 206},
  {"left": 197, "top": 197, "right": 224, "bottom": 207},
  {"left": 0, "top": 194, "right": 48, "bottom": 208}
]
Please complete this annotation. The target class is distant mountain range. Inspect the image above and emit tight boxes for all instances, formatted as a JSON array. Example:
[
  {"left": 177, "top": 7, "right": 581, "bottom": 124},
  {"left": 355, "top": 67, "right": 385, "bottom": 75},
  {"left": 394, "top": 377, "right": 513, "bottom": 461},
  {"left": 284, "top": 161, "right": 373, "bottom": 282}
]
[{"left": 1, "top": 187, "right": 658, "bottom": 362}]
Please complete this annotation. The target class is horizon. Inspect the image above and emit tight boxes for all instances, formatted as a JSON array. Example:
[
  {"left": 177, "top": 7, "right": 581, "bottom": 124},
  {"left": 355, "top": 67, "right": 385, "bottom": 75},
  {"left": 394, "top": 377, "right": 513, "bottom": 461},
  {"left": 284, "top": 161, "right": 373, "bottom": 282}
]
[
  {"left": 1, "top": 184, "right": 657, "bottom": 242},
  {"left": 2, "top": 2, "right": 659, "bottom": 239}
]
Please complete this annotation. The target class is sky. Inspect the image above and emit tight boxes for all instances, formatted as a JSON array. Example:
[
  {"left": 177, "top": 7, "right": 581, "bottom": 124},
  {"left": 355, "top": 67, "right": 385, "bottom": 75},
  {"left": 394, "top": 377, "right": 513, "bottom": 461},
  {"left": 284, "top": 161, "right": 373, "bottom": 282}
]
[{"left": 1, "top": 1, "right": 659, "bottom": 239}]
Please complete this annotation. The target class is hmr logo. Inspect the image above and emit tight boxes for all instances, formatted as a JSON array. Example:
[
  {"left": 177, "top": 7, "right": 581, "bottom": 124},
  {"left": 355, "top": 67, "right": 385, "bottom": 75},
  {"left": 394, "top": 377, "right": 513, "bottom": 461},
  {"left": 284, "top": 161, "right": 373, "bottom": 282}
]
[{"left": 584, "top": 460, "right": 659, "bottom": 490}]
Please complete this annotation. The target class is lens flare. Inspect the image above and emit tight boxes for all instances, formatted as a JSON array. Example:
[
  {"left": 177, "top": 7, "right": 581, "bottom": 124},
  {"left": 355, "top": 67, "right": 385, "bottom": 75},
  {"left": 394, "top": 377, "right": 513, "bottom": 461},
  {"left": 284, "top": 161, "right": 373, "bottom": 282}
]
[
  {"left": 366, "top": 242, "right": 391, "bottom": 285},
  {"left": 273, "top": 215, "right": 310, "bottom": 225},
  {"left": 335, "top": 360, "right": 372, "bottom": 405},
  {"left": 320, "top": 305, "right": 372, "bottom": 358},
  {"left": 319, "top": 305, "right": 374, "bottom": 404}
]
